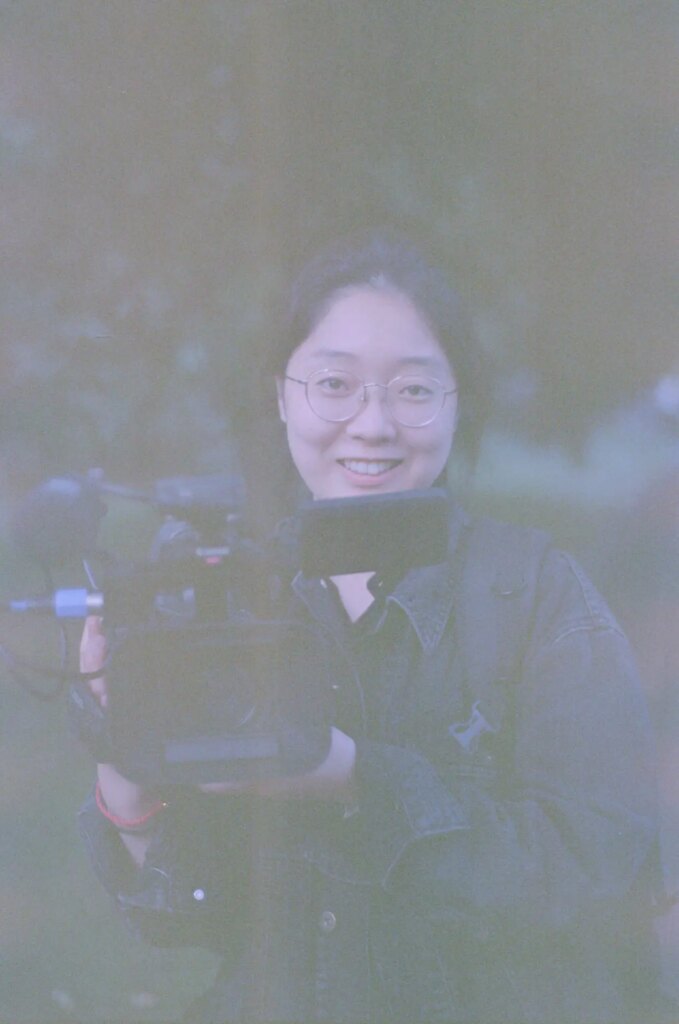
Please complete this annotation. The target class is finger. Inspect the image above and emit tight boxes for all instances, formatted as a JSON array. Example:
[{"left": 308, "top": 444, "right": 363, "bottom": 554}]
[
  {"left": 80, "top": 617, "right": 109, "bottom": 707},
  {"left": 80, "top": 615, "right": 104, "bottom": 646},
  {"left": 80, "top": 616, "right": 96, "bottom": 657},
  {"left": 80, "top": 636, "right": 107, "bottom": 671},
  {"left": 89, "top": 675, "right": 108, "bottom": 709}
]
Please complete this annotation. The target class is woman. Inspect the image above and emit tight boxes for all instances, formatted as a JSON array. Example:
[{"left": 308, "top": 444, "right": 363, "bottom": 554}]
[{"left": 78, "top": 233, "right": 664, "bottom": 1022}]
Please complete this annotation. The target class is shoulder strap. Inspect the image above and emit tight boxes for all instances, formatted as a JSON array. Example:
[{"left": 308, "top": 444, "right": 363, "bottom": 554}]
[{"left": 456, "top": 517, "right": 551, "bottom": 714}]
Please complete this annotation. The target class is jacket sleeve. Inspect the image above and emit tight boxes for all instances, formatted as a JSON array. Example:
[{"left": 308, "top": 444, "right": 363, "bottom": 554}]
[
  {"left": 352, "top": 548, "right": 658, "bottom": 935},
  {"left": 78, "top": 788, "right": 252, "bottom": 955}
]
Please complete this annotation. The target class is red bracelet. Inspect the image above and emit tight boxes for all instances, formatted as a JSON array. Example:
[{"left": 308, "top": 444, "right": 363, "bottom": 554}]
[{"left": 95, "top": 780, "right": 167, "bottom": 832}]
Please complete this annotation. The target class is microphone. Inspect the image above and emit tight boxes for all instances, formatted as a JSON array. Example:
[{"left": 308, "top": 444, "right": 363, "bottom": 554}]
[
  {"left": 8, "top": 589, "right": 104, "bottom": 617},
  {"left": 12, "top": 476, "right": 106, "bottom": 566}
]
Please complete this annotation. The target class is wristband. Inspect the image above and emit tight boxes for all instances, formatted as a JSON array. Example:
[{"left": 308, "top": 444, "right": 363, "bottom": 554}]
[{"left": 95, "top": 780, "right": 167, "bottom": 834}]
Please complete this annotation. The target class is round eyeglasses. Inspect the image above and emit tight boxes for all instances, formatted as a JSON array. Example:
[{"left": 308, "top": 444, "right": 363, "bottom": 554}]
[{"left": 284, "top": 368, "right": 457, "bottom": 428}]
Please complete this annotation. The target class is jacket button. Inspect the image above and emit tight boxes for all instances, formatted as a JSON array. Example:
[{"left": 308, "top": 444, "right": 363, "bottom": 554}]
[{"left": 319, "top": 910, "right": 337, "bottom": 933}]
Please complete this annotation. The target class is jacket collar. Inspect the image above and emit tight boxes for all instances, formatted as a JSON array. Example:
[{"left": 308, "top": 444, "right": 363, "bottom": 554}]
[{"left": 387, "top": 503, "right": 468, "bottom": 652}]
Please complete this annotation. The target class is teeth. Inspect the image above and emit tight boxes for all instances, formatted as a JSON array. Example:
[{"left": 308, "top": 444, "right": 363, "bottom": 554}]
[{"left": 341, "top": 459, "right": 399, "bottom": 476}]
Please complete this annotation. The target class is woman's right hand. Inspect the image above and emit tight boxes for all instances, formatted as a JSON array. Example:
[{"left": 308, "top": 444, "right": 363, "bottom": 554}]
[
  {"left": 80, "top": 616, "right": 161, "bottom": 865},
  {"left": 80, "top": 615, "right": 109, "bottom": 707}
]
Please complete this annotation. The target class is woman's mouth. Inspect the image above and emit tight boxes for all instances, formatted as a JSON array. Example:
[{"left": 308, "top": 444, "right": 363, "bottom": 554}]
[{"left": 338, "top": 458, "right": 403, "bottom": 478}]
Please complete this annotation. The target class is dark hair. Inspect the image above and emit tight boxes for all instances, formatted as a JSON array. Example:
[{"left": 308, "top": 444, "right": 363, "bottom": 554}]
[{"left": 269, "top": 230, "right": 488, "bottom": 462}]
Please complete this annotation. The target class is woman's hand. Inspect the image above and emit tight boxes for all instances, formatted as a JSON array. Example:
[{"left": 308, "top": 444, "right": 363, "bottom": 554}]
[
  {"left": 80, "top": 615, "right": 109, "bottom": 707},
  {"left": 80, "top": 616, "right": 162, "bottom": 866},
  {"left": 80, "top": 616, "right": 355, "bottom": 860}
]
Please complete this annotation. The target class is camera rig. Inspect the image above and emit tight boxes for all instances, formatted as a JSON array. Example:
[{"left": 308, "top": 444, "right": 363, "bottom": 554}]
[{"left": 8, "top": 474, "right": 450, "bottom": 785}]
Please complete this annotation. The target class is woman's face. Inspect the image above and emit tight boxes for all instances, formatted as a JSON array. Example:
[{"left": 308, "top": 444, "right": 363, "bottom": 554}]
[{"left": 277, "top": 287, "right": 458, "bottom": 500}]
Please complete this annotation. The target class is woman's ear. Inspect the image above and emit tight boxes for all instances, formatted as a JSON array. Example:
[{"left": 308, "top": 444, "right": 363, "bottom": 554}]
[{"left": 275, "top": 377, "right": 287, "bottom": 423}]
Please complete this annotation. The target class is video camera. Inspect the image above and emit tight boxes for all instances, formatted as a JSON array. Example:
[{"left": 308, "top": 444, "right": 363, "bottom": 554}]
[{"left": 9, "top": 474, "right": 450, "bottom": 785}]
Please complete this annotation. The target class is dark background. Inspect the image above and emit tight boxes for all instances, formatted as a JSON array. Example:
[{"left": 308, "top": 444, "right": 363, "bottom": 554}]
[{"left": 1, "top": 2, "right": 677, "bottom": 1019}]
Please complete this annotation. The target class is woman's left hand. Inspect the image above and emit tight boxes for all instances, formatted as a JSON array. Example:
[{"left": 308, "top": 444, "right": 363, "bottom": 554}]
[{"left": 198, "top": 726, "right": 356, "bottom": 800}]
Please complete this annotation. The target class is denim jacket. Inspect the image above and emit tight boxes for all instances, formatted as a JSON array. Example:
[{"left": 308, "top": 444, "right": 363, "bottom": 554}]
[{"left": 79, "top": 510, "right": 663, "bottom": 1022}]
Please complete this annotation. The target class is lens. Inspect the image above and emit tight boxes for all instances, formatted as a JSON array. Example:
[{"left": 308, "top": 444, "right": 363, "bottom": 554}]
[
  {"left": 306, "top": 369, "right": 363, "bottom": 422},
  {"left": 387, "top": 376, "right": 445, "bottom": 426}
]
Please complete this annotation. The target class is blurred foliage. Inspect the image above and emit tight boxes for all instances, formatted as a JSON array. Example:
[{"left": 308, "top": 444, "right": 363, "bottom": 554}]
[
  {"left": 1, "top": 0, "right": 677, "bottom": 1018},
  {"left": 1, "top": 0, "right": 677, "bottom": 502}
]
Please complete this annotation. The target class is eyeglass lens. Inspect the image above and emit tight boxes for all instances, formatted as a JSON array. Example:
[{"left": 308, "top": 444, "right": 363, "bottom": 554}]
[{"left": 306, "top": 369, "right": 447, "bottom": 426}]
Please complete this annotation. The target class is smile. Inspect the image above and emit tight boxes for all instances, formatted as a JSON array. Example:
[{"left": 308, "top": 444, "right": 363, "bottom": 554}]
[{"left": 338, "top": 459, "right": 403, "bottom": 477}]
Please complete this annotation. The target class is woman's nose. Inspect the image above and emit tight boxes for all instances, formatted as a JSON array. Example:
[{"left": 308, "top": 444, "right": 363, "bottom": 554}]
[{"left": 346, "top": 384, "right": 398, "bottom": 439}]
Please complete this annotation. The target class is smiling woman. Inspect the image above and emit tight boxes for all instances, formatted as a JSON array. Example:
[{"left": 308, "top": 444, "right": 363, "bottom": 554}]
[
  {"left": 76, "top": 232, "right": 670, "bottom": 1023},
  {"left": 277, "top": 287, "right": 459, "bottom": 499},
  {"left": 274, "top": 232, "right": 487, "bottom": 469}
]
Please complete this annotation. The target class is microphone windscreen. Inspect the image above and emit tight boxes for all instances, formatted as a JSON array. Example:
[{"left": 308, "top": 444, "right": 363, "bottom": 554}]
[{"left": 12, "top": 477, "right": 106, "bottom": 566}]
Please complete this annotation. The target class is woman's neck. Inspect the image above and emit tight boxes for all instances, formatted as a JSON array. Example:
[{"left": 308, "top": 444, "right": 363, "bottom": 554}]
[{"left": 329, "top": 571, "right": 375, "bottom": 623}]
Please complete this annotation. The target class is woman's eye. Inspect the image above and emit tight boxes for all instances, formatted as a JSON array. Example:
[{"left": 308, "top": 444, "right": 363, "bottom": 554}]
[
  {"left": 401, "top": 382, "right": 434, "bottom": 400},
  {"left": 317, "top": 376, "right": 351, "bottom": 394}
]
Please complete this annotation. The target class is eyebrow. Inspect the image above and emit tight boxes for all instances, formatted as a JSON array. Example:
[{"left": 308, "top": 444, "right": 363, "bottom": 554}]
[{"left": 307, "top": 348, "right": 358, "bottom": 362}]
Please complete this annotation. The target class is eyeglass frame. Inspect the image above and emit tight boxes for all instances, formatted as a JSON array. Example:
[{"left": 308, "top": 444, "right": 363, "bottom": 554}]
[{"left": 283, "top": 368, "right": 458, "bottom": 428}]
